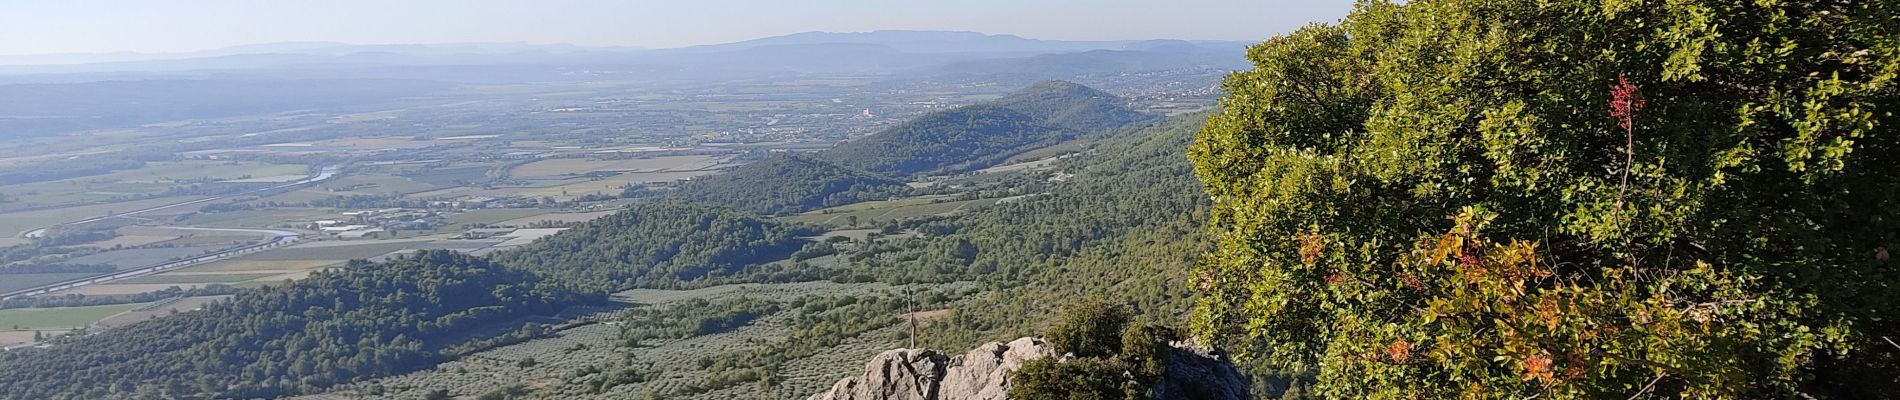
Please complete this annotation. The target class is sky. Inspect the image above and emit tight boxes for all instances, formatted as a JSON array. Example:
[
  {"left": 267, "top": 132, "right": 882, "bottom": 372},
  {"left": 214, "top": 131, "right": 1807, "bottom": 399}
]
[{"left": 0, "top": 0, "right": 1354, "bottom": 56}]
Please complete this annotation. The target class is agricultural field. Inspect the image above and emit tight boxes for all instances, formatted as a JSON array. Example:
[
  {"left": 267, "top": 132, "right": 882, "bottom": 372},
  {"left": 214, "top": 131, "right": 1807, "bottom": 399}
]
[
  {"left": 242, "top": 240, "right": 424, "bottom": 261},
  {"left": 64, "top": 239, "right": 425, "bottom": 296},
  {"left": 179, "top": 207, "right": 338, "bottom": 228},
  {"left": 443, "top": 208, "right": 556, "bottom": 229},
  {"left": 61, "top": 246, "right": 233, "bottom": 269},
  {"left": 510, "top": 155, "right": 727, "bottom": 179},
  {"left": 493, "top": 210, "right": 617, "bottom": 227},
  {"left": 96, "top": 295, "right": 232, "bottom": 329},
  {"left": 175, "top": 259, "right": 341, "bottom": 273},
  {"left": 319, "top": 174, "right": 443, "bottom": 194},
  {"left": 0, "top": 303, "right": 147, "bottom": 331},
  {"left": 398, "top": 166, "right": 495, "bottom": 188},
  {"left": 114, "top": 272, "right": 283, "bottom": 285},
  {"left": 0, "top": 160, "right": 308, "bottom": 212},
  {"left": 72, "top": 231, "right": 181, "bottom": 249},
  {"left": 0, "top": 196, "right": 211, "bottom": 237},
  {"left": 0, "top": 273, "right": 98, "bottom": 294}
]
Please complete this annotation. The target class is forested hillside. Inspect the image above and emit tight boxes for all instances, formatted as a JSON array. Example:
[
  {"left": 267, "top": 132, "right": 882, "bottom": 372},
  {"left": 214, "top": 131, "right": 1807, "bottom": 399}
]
[
  {"left": 1190, "top": 0, "right": 1900, "bottom": 398},
  {"left": 493, "top": 201, "right": 825, "bottom": 290},
  {"left": 819, "top": 104, "right": 1062, "bottom": 176},
  {"left": 835, "top": 113, "right": 1210, "bottom": 346},
  {"left": 671, "top": 153, "right": 910, "bottom": 215},
  {"left": 819, "top": 80, "right": 1147, "bottom": 177},
  {"left": 990, "top": 80, "right": 1151, "bottom": 133},
  {"left": 0, "top": 251, "right": 598, "bottom": 399}
]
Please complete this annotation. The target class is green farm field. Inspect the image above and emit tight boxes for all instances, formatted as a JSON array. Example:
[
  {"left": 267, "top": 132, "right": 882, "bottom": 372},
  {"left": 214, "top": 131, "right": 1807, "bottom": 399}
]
[
  {"left": 0, "top": 303, "right": 148, "bottom": 331},
  {"left": 0, "top": 161, "right": 306, "bottom": 211}
]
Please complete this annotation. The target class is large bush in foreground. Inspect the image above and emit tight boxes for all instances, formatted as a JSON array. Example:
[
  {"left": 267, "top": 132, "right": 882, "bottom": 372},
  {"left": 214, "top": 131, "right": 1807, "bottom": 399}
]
[{"left": 1189, "top": 0, "right": 1898, "bottom": 398}]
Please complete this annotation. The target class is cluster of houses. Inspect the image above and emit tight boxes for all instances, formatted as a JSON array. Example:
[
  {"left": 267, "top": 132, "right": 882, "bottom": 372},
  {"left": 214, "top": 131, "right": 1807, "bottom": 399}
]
[{"left": 308, "top": 208, "right": 446, "bottom": 238}]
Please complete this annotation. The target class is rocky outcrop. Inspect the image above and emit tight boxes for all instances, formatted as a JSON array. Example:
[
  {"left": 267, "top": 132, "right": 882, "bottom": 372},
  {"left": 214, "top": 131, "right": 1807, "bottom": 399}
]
[
  {"left": 1150, "top": 340, "right": 1251, "bottom": 400},
  {"left": 807, "top": 337, "right": 1251, "bottom": 400}
]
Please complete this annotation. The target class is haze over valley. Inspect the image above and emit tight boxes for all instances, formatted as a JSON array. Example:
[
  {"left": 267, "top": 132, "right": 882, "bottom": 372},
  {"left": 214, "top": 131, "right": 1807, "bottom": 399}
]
[{"left": 0, "top": 1, "right": 1895, "bottom": 399}]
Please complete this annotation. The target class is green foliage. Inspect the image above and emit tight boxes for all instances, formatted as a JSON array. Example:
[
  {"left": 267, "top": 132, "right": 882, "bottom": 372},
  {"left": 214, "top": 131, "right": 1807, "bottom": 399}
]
[
  {"left": 908, "top": 114, "right": 1210, "bottom": 361},
  {"left": 1046, "top": 300, "right": 1131, "bottom": 358},
  {"left": 474, "top": 383, "right": 529, "bottom": 400},
  {"left": 694, "top": 294, "right": 907, "bottom": 391},
  {"left": 672, "top": 153, "right": 911, "bottom": 215},
  {"left": 1007, "top": 358, "right": 1138, "bottom": 400},
  {"left": 617, "top": 296, "right": 782, "bottom": 341},
  {"left": 492, "top": 201, "right": 824, "bottom": 290},
  {"left": 0, "top": 251, "right": 599, "bottom": 399},
  {"left": 1013, "top": 301, "right": 1182, "bottom": 400},
  {"left": 1189, "top": 0, "right": 1900, "bottom": 398},
  {"left": 1120, "top": 324, "right": 1175, "bottom": 381}
]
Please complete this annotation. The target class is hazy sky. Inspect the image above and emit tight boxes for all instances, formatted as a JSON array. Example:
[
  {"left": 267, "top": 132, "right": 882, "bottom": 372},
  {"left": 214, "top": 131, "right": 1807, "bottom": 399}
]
[{"left": 0, "top": 0, "right": 1354, "bottom": 55}]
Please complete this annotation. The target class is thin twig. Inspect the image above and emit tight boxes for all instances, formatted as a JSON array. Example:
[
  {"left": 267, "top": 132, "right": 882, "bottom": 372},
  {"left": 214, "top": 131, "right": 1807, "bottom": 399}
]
[
  {"left": 1626, "top": 372, "right": 1666, "bottom": 400},
  {"left": 1883, "top": 336, "right": 1900, "bottom": 351}
]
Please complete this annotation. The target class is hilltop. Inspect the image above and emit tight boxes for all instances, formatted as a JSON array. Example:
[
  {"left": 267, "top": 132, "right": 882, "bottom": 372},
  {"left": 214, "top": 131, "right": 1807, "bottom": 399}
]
[
  {"left": 991, "top": 80, "right": 1152, "bottom": 133},
  {"left": 671, "top": 153, "right": 910, "bottom": 215},
  {"left": 819, "top": 81, "right": 1146, "bottom": 177}
]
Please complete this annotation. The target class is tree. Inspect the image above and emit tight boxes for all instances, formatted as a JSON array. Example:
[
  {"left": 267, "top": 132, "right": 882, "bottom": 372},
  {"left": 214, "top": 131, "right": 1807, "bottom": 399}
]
[
  {"left": 1189, "top": 0, "right": 1899, "bottom": 398},
  {"left": 1045, "top": 300, "right": 1131, "bottom": 358},
  {"left": 1007, "top": 358, "right": 1134, "bottom": 400}
]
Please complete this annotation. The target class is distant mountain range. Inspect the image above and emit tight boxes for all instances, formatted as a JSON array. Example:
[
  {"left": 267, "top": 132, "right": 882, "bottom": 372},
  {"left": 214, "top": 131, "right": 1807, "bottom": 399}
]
[{"left": 0, "top": 30, "right": 1254, "bottom": 81}]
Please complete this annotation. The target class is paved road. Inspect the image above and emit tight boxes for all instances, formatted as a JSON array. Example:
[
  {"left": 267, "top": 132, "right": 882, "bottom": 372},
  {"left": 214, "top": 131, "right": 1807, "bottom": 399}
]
[
  {"left": 0, "top": 227, "right": 301, "bottom": 300},
  {"left": 3, "top": 165, "right": 341, "bottom": 300},
  {"left": 22, "top": 165, "right": 339, "bottom": 238}
]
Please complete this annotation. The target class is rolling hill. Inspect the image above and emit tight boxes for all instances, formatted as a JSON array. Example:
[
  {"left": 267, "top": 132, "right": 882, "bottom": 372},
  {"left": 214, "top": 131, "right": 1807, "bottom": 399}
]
[
  {"left": 818, "top": 104, "right": 1063, "bottom": 177},
  {"left": 671, "top": 153, "right": 911, "bottom": 215},
  {"left": 818, "top": 81, "right": 1147, "bottom": 177},
  {"left": 990, "top": 80, "right": 1152, "bottom": 133}
]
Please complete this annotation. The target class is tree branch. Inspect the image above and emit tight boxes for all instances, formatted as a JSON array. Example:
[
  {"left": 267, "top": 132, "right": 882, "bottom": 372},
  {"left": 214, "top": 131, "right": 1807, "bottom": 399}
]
[{"left": 1626, "top": 372, "right": 1666, "bottom": 400}]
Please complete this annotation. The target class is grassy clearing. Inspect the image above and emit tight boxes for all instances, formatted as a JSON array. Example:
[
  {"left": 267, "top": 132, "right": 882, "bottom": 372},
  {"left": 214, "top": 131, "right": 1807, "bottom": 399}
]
[
  {"left": 0, "top": 330, "right": 69, "bottom": 347},
  {"left": 782, "top": 197, "right": 999, "bottom": 225},
  {"left": 97, "top": 295, "right": 231, "bottom": 329},
  {"left": 0, "top": 303, "right": 147, "bottom": 330}
]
